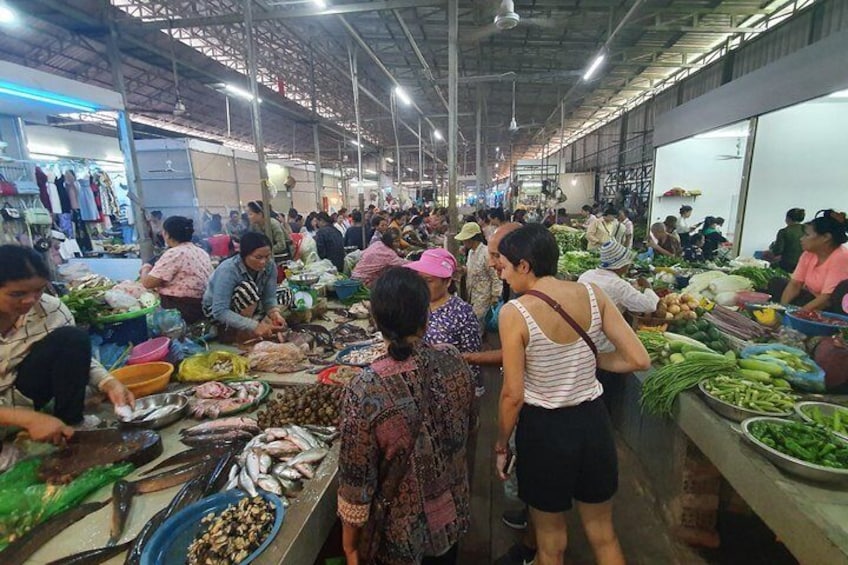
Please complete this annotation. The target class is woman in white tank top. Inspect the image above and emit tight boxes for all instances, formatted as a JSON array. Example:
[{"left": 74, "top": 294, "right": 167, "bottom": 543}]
[{"left": 494, "top": 225, "right": 650, "bottom": 565}]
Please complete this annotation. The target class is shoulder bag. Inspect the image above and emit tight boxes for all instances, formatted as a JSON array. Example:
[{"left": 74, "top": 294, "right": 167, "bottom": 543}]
[
  {"left": 523, "top": 289, "right": 598, "bottom": 357},
  {"left": 23, "top": 199, "right": 53, "bottom": 225}
]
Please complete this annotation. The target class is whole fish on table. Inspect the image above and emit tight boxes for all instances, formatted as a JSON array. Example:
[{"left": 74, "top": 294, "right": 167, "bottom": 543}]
[
  {"left": 179, "top": 417, "right": 260, "bottom": 437},
  {"left": 140, "top": 446, "right": 225, "bottom": 476},
  {"left": 1, "top": 501, "right": 108, "bottom": 564},
  {"left": 108, "top": 459, "right": 211, "bottom": 546},
  {"left": 47, "top": 540, "right": 133, "bottom": 565}
]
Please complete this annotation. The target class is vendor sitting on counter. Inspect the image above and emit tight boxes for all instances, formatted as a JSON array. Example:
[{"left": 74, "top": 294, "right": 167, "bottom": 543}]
[
  {"left": 769, "top": 209, "right": 848, "bottom": 312},
  {"left": 202, "top": 232, "right": 287, "bottom": 343},
  {"left": 0, "top": 245, "right": 134, "bottom": 444}
]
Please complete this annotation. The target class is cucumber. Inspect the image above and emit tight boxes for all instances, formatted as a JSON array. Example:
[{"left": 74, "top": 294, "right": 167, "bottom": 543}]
[
  {"left": 681, "top": 343, "right": 712, "bottom": 354},
  {"left": 737, "top": 369, "right": 772, "bottom": 383},
  {"left": 739, "top": 358, "right": 784, "bottom": 377},
  {"left": 683, "top": 351, "right": 728, "bottom": 362}
]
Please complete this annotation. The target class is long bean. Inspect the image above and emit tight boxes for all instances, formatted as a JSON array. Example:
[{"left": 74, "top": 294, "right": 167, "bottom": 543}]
[{"left": 640, "top": 357, "right": 737, "bottom": 417}]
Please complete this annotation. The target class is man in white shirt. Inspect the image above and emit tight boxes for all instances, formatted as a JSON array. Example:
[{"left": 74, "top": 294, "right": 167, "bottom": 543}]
[{"left": 578, "top": 239, "right": 659, "bottom": 314}]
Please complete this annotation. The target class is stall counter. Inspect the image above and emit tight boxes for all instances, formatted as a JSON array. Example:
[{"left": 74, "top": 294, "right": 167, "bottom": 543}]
[{"left": 633, "top": 371, "right": 848, "bottom": 565}]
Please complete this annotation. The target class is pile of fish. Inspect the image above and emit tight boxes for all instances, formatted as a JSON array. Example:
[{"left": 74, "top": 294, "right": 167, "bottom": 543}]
[
  {"left": 180, "top": 417, "right": 261, "bottom": 448},
  {"left": 247, "top": 342, "right": 307, "bottom": 374},
  {"left": 188, "top": 381, "right": 266, "bottom": 419},
  {"left": 331, "top": 323, "right": 371, "bottom": 348},
  {"left": 186, "top": 496, "right": 275, "bottom": 565},
  {"left": 224, "top": 424, "right": 337, "bottom": 502},
  {"left": 289, "top": 324, "right": 335, "bottom": 357},
  {"left": 336, "top": 341, "right": 387, "bottom": 366},
  {"left": 115, "top": 403, "right": 181, "bottom": 424}
]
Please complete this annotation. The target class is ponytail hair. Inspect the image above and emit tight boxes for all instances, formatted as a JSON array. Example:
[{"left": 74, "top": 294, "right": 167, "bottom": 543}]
[
  {"left": 370, "top": 267, "right": 429, "bottom": 361},
  {"left": 808, "top": 209, "right": 848, "bottom": 246}
]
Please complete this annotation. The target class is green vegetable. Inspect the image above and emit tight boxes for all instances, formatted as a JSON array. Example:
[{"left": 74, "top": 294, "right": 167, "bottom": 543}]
[
  {"left": 737, "top": 369, "right": 773, "bottom": 383},
  {"left": 60, "top": 286, "right": 113, "bottom": 326},
  {"left": 669, "top": 353, "right": 686, "bottom": 364},
  {"left": 637, "top": 331, "right": 670, "bottom": 364},
  {"left": 703, "top": 375, "right": 797, "bottom": 413},
  {"left": 749, "top": 420, "right": 848, "bottom": 469},
  {"left": 684, "top": 350, "right": 727, "bottom": 362},
  {"left": 556, "top": 251, "right": 600, "bottom": 276},
  {"left": 739, "top": 358, "right": 784, "bottom": 376},
  {"left": 730, "top": 266, "right": 787, "bottom": 291},
  {"left": 640, "top": 356, "right": 737, "bottom": 417},
  {"left": 802, "top": 406, "right": 848, "bottom": 435}
]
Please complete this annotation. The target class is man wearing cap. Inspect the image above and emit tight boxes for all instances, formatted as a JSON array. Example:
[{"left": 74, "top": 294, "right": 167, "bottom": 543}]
[
  {"left": 455, "top": 222, "right": 501, "bottom": 335},
  {"left": 578, "top": 239, "right": 659, "bottom": 314}
]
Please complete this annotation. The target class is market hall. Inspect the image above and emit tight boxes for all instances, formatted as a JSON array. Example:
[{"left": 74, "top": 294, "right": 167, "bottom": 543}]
[{"left": 0, "top": 1, "right": 847, "bottom": 564}]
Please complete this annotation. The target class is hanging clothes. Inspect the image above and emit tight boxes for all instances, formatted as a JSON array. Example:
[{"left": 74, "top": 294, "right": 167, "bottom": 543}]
[
  {"left": 54, "top": 176, "right": 71, "bottom": 213},
  {"left": 98, "top": 172, "right": 119, "bottom": 218},
  {"left": 63, "top": 171, "right": 80, "bottom": 210},
  {"left": 71, "top": 210, "right": 91, "bottom": 252},
  {"left": 78, "top": 176, "right": 100, "bottom": 221},
  {"left": 35, "top": 167, "right": 52, "bottom": 212}
]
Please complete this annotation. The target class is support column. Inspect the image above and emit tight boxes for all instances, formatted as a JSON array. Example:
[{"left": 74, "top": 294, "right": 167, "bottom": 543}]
[
  {"left": 106, "top": 22, "right": 153, "bottom": 262},
  {"left": 447, "top": 0, "right": 459, "bottom": 250},
  {"left": 418, "top": 117, "right": 424, "bottom": 203},
  {"left": 475, "top": 86, "right": 484, "bottom": 209},
  {"left": 313, "top": 123, "right": 323, "bottom": 211}
]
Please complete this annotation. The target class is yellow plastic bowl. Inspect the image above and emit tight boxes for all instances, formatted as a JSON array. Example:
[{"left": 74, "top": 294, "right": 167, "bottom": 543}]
[{"left": 111, "top": 362, "right": 174, "bottom": 397}]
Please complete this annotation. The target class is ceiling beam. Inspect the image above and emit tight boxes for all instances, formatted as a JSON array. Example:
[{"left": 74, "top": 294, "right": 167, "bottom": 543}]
[{"left": 125, "top": 0, "right": 447, "bottom": 30}]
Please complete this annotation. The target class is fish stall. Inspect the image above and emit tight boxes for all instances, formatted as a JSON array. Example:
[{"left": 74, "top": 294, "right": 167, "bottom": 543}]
[{"left": 2, "top": 290, "right": 380, "bottom": 565}]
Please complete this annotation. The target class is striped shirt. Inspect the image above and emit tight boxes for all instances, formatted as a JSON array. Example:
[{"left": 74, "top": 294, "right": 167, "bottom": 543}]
[
  {"left": 0, "top": 294, "right": 112, "bottom": 407},
  {"left": 510, "top": 283, "right": 603, "bottom": 408}
]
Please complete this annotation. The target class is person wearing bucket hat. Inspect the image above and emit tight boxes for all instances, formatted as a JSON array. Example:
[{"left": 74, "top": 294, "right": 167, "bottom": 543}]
[
  {"left": 456, "top": 222, "right": 501, "bottom": 333},
  {"left": 405, "top": 249, "right": 482, "bottom": 391},
  {"left": 578, "top": 240, "right": 659, "bottom": 315}
]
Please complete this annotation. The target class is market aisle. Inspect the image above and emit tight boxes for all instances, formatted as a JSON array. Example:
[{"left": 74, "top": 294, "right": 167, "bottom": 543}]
[{"left": 459, "top": 354, "right": 704, "bottom": 564}]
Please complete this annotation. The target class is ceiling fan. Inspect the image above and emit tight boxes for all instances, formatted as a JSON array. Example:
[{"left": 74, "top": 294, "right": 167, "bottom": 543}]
[
  {"left": 506, "top": 82, "right": 541, "bottom": 134},
  {"left": 716, "top": 139, "right": 744, "bottom": 160},
  {"left": 131, "top": 20, "right": 188, "bottom": 118},
  {"left": 468, "top": 0, "right": 565, "bottom": 43}
]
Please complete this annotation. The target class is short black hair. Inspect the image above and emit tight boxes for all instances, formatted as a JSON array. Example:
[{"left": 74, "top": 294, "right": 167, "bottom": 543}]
[
  {"left": 808, "top": 209, "right": 848, "bottom": 246},
  {"left": 664, "top": 215, "right": 677, "bottom": 228},
  {"left": 229, "top": 210, "right": 240, "bottom": 218},
  {"left": 489, "top": 208, "right": 506, "bottom": 222},
  {"left": 371, "top": 216, "right": 385, "bottom": 228},
  {"left": 409, "top": 216, "right": 424, "bottom": 227},
  {"left": 498, "top": 224, "right": 559, "bottom": 278},
  {"left": 604, "top": 206, "right": 618, "bottom": 217},
  {"left": 370, "top": 267, "right": 429, "bottom": 361},
  {"left": 163, "top": 216, "right": 195, "bottom": 243},
  {"left": 239, "top": 231, "right": 272, "bottom": 259},
  {"left": 247, "top": 201, "right": 265, "bottom": 215},
  {"left": 715, "top": 217, "right": 725, "bottom": 226},
  {"left": 381, "top": 227, "right": 401, "bottom": 246},
  {"left": 151, "top": 210, "right": 163, "bottom": 220},
  {"left": 581, "top": 205, "right": 593, "bottom": 213},
  {"left": 786, "top": 208, "right": 805, "bottom": 223},
  {"left": 690, "top": 233, "right": 705, "bottom": 245},
  {"left": 0, "top": 245, "right": 51, "bottom": 286},
  {"left": 680, "top": 205, "right": 693, "bottom": 215},
  {"left": 288, "top": 208, "right": 299, "bottom": 218},
  {"left": 351, "top": 210, "right": 362, "bottom": 223}
]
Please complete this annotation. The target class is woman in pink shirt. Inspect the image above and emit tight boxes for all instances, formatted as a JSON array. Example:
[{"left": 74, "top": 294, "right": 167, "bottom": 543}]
[
  {"left": 141, "top": 216, "right": 214, "bottom": 323},
  {"left": 351, "top": 228, "right": 407, "bottom": 287},
  {"left": 774, "top": 209, "right": 848, "bottom": 312}
]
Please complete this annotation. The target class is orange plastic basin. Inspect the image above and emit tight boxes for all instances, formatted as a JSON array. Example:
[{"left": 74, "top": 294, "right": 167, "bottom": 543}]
[{"left": 111, "top": 362, "right": 174, "bottom": 397}]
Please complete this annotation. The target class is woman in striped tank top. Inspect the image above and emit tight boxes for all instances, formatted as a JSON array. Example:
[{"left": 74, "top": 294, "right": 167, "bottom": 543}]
[{"left": 494, "top": 225, "right": 650, "bottom": 565}]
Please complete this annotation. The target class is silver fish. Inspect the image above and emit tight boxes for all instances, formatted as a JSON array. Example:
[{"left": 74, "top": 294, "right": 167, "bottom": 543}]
[
  {"left": 264, "top": 427, "right": 290, "bottom": 441},
  {"left": 256, "top": 474, "right": 283, "bottom": 496},
  {"left": 286, "top": 447, "right": 329, "bottom": 467},
  {"left": 180, "top": 417, "right": 259, "bottom": 436},
  {"left": 290, "top": 425, "right": 323, "bottom": 449},
  {"left": 294, "top": 463, "right": 314, "bottom": 479},
  {"left": 264, "top": 440, "right": 301, "bottom": 457},
  {"left": 142, "top": 404, "right": 181, "bottom": 422},
  {"left": 245, "top": 449, "right": 261, "bottom": 482},
  {"left": 271, "top": 463, "right": 302, "bottom": 481},
  {"left": 259, "top": 452, "right": 273, "bottom": 474},
  {"left": 238, "top": 466, "right": 257, "bottom": 497}
]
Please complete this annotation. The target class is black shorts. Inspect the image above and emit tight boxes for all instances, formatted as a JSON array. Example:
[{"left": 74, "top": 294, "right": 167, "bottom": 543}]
[{"left": 516, "top": 398, "right": 618, "bottom": 512}]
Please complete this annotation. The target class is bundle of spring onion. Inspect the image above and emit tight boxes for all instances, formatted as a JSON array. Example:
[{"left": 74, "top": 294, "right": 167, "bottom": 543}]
[
  {"left": 637, "top": 331, "right": 670, "bottom": 365},
  {"left": 703, "top": 305, "right": 771, "bottom": 341},
  {"left": 640, "top": 350, "right": 738, "bottom": 417}
]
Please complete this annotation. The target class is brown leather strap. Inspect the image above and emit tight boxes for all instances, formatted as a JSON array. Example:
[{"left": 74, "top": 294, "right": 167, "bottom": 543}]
[{"left": 523, "top": 289, "right": 598, "bottom": 357}]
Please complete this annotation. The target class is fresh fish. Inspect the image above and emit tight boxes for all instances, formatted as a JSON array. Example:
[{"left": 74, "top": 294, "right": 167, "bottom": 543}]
[
  {"left": 114, "top": 405, "right": 134, "bottom": 422},
  {"left": 259, "top": 452, "right": 273, "bottom": 474},
  {"left": 3, "top": 501, "right": 108, "bottom": 564},
  {"left": 264, "top": 439, "right": 301, "bottom": 457},
  {"left": 239, "top": 466, "right": 258, "bottom": 497},
  {"left": 302, "top": 424, "right": 338, "bottom": 435},
  {"left": 180, "top": 430, "right": 254, "bottom": 447},
  {"left": 245, "top": 449, "right": 261, "bottom": 481},
  {"left": 109, "top": 480, "right": 135, "bottom": 546},
  {"left": 140, "top": 446, "right": 222, "bottom": 476},
  {"left": 142, "top": 404, "right": 181, "bottom": 422},
  {"left": 255, "top": 474, "right": 283, "bottom": 496},
  {"left": 47, "top": 540, "right": 134, "bottom": 565},
  {"left": 120, "top": 405, "right": 157, "bottom": 422},
  {"left": 180, "top": 417, "right": 259, "bottom": 436},
  {"left": 289, "top": 424, "right": 323, "bottom": 449},
  {"left": 271, "top": 463, "right": 302, "bottom": 481},
  {"left": 286, "top": 447, "right": 329, "bottom": 467},
  {"left": 264, "top": 427, "right": 291, "bottom": 441},
  {"left": 283, "top": 433, "right": 312, "bottom": 452},
  {"left": 294, "top": 462, "right": 315, "bottom": 479}
]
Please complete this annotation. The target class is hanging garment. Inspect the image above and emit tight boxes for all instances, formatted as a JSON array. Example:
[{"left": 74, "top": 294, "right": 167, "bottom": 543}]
[
  {"left": 99, "top": 172, "right": 119, "bottom": 217},
  {"left": 71, "top": 210, "right": 91, "bottom": 252},
  {"left": 78, "top": 178, "right": 100, "bottom": 221},
  {"left": 35, "top": 167, "right": 52, "bottom": 212},
  {"left": 55, "top": 176, "right": 71, "bottom": 213},
  {"left": 64, "top": 172, "right": 80, "bottom": 210},
  {"left": 57, "top": 213, "right": 74, "bottom": 239}
]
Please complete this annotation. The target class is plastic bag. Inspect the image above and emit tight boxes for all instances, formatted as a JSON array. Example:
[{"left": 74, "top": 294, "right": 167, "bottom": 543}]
[
  {"left": 150, "top": 308, "right": 187, "bottom": 339},
  {"left": 104, "top": 289, "right": 139, "bottom": 311},
  {"left": 485, "top": 300, "right": 504, "bottom": 333},
  {"left": 178, "top": 351, "right": 249, "bottom": 382},
  {"left": 168, "top": 338, "right": 206, "bottom": 365},
  {"left": 741, "top": 344, "right": 826, "bottom": 392},
  {"left": 299, "top": 235, "right": 319, "bottom": 265}
]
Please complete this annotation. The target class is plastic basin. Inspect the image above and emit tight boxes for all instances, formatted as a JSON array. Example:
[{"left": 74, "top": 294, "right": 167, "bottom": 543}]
[
  {"left": 127, "top": 337, "right": 171, "bottom": 365},
  {"left": 784, "top": 311, "right": 848, "bottom": 337},
  {"left": 333, "top": 279, "right": 361, "bottom": 300},
  {"left": 111, "top": 362, "right": 174, "bottom": 397}
]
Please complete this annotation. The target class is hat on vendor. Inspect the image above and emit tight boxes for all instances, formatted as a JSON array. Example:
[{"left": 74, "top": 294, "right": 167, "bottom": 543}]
[
  {"left": 600, "top": 240, "right": 635, "bottom": 271},
  {"left": 405, "top": 248, "right": 457, "bottom": 279},
  {"left": 454, "top": 222, "right": 482, "bottom": 241}
]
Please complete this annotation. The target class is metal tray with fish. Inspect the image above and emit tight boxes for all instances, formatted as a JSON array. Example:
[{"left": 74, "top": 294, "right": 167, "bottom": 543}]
[
  {"left": 118, "top": 393, "right": 188, "bottom": 430},
  {"left": 335, "top": 342, "right": 387, "bottom": 367}
]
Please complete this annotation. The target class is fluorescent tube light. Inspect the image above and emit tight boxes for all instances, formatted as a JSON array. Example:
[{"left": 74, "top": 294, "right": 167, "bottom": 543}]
[
  {"left": 433, "top": 129, "right": 443, "bottom": 141},
  {"left": 314, "top": 0, "right": 327, "bottom": 8},
  {"left": 583, "top": 54, "right": 605, "bottom": 81},
  {"left": 223, "top": 84, "right": 260, "bottom": 102},
  {"left": 0, "top": 81, "right": 99, "bottom": 112},
  {"left": 394, "top": 86, "right": 412, "bottom": 106},
  {"left": 350, "top": 140, "right": 361, "bottom": 147},
  {"left": 385, "top": 157, "right": 394, "bottom": 163},
  {"left": 365, "top": 169, "right": 377, "bottom": 175},
  {"left": 828, "top": 89, "right": 848, "bottom": 99}
]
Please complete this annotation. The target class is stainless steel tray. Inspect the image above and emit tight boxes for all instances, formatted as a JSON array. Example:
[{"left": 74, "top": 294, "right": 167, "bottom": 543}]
[
  {"left": 795, "top": 401, "right": 848, "bottom": 442},
  {"left": 119, "top": 392, "right": 188, "bottom": 430},
  {"left": 698, "top": 381, "right": 793, "bottom": 423}
]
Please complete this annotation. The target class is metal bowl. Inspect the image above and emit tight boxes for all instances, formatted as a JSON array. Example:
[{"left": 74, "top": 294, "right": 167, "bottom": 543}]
[
  {"left": 288, "top": 274, "right": 320, "bottom": 287},
  {"left": 698, "top": 382, "right": 793, "bottom": 422},
  {"left": 795, "top": 401, "right": 848, "bottom": 442},
  {"left": 741, "top": 416, "right": 848, "bottom": 485},
  {"left": 119, "top": 392, "right": 187, "bottom": 430}
]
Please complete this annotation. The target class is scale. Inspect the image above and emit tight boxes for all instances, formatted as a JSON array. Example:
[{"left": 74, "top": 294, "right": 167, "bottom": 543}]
[{"left": 285, "top": 274, "right": 319, "bottom": 311}]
